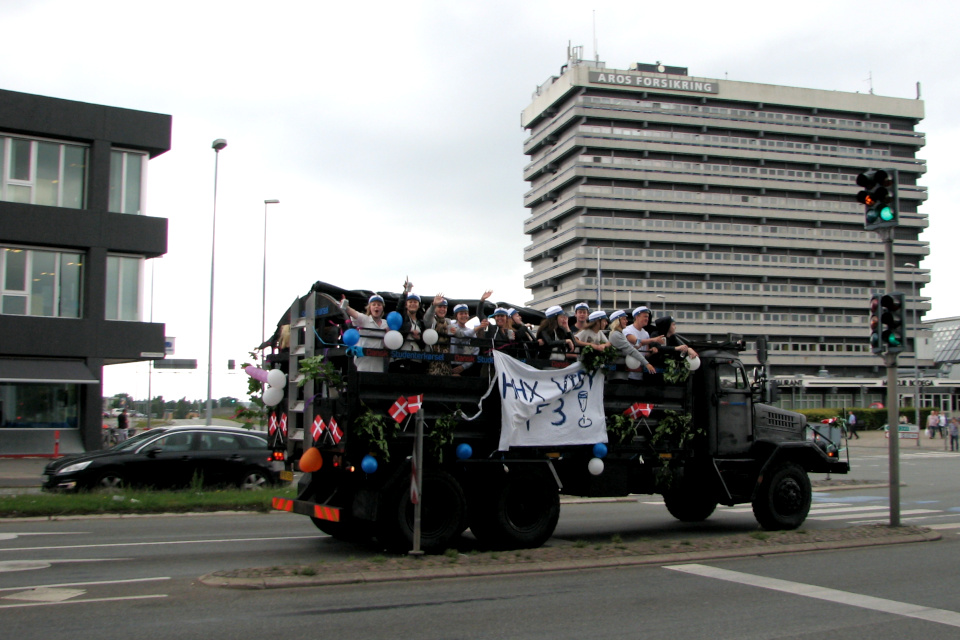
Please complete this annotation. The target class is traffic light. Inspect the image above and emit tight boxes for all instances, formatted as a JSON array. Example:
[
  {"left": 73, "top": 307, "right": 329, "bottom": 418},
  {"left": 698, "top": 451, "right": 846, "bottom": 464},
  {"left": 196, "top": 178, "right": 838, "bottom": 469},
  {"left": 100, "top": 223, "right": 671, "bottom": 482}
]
[
  {"left": 857, "top": 168, "right": 899, "bottom": 230},
  {"left": 869, "top": 292, "right": 906, "bottom": 354}
]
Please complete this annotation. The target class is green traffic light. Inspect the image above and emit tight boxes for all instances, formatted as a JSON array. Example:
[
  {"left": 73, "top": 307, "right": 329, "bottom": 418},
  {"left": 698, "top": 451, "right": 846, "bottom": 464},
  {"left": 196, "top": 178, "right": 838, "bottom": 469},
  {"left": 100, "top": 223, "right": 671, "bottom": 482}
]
[{"left": 879, "top": 205, "right": 895, "bottom": 221}]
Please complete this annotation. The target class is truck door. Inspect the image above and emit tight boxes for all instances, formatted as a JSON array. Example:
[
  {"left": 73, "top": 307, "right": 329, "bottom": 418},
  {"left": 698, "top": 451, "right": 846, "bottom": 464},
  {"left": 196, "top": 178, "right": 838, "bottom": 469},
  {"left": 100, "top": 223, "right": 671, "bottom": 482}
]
[{"left": 715, "top": 360, "right": 753, "bottom": 455}]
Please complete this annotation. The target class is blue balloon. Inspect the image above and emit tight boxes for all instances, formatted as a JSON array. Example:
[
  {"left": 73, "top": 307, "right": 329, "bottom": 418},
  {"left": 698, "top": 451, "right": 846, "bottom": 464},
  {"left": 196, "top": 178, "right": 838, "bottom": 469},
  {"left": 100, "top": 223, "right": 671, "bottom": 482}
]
[
  {"left": 361, "top": 455, "right": 378, "bottom": 474},
  {"left": 456, "top": 443, "right": 473, "bottom": 460},
  {"left": 593, "top": 443, "right": 608, "bottom": 459},
  {"left": 386, "top": 311, "right": 403, "bottom": 331},
  {"left": 342, "top": 328, "right": 360, "bottom": 346}
]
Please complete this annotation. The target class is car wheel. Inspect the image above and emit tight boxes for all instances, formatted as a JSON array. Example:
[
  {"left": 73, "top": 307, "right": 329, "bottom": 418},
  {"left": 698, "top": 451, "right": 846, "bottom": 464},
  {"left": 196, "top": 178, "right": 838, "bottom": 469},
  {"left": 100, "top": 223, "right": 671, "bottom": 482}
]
[
  {"left": 239, "top": 469, "right": 270, "bottom": 491},
  {"left": 94, "top": 472, "right": 125, "bottom": 491}
]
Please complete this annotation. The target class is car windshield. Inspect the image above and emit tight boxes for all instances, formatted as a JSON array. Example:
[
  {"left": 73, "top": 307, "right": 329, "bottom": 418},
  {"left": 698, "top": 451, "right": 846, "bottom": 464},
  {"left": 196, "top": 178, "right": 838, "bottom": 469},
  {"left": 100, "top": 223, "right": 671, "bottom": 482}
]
[{"left": 110, "top": 428, "right": 169, "bottom": 451}]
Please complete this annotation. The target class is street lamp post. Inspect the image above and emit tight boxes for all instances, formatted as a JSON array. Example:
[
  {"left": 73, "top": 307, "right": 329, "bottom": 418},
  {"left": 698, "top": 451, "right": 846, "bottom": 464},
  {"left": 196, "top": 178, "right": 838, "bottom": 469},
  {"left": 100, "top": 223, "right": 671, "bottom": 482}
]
[
  {"left": 655, "top": 295, "right": 666, "bottom": 318},
  {"left": 262, "top": 199, "right": 279, "bottom": 351},
  {"left": 905, "top": 263, "right": 920, "bottom": 435},
  {"left": 206, "top": 139, "right": 227, "bottom": 426}
]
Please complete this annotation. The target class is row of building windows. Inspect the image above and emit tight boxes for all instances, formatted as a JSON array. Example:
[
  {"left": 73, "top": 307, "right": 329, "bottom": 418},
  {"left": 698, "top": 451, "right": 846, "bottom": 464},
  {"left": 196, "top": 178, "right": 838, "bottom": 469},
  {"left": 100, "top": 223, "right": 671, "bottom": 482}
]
[
  {"left": 581, "top": 95, "right": 895, "bottom": 132},
  {"left": 579, "top": 125, "right": 893, "bottom": 160},
  {"left": 577, "top": 184, "right": 863, "bottom": 214},
  {"left": 582, "top": 245, "right": 877, "bottom": 269},
  {"left": 578, "top": 154, "right": 859, "bottom": 185},
  {"left": 579, "top": 274, "right": 878, "bottom": 299},
  {"left": 0, "top": 133, "right": 147, "bottom": 214},
  {"left": 574, "top": 216, "right": 872, "bottom": 242},
  {"left": 0, "top": 246, "right": 141, "bottom": 321}
]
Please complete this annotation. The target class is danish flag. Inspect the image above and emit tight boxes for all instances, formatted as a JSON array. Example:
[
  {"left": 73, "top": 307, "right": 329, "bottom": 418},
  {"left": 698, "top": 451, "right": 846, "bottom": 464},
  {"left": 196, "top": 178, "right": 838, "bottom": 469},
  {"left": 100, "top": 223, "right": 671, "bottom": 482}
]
[
  {"left": 279, "top": 413, "right": 288, "bottom": 436},
  {"left": 311, "top": 415, "right": 326, "bottom": 442},
  {"left": 389, "top": 396, "right": 409, "bottom": 423},
  {"left": 406, "top": 394, "right": 423, "bottom": 414},
  {"left": 624, "top": 402, "right": 654, "bottom": 420},
  {"left": 268, "top": 412, "right": 278, "bottom": 435},
  {"left": 329, "top": 417, "right": 343, "bottom": 444}
]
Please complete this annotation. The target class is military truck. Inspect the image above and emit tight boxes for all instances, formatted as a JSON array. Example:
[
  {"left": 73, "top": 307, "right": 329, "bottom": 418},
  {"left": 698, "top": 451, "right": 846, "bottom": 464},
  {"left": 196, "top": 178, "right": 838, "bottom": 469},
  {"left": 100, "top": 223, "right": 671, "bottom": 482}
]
[{"left": 266, "top": 282, "right": 848, "bottom": 552}]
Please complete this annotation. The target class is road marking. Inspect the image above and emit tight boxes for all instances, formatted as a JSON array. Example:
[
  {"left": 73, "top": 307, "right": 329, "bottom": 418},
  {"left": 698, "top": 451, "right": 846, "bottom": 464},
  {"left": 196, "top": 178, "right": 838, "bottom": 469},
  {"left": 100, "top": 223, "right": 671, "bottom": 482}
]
[
  {"left": 0, "top": 558, "right": 129, "bottom": 573},
  {"left": 666, "top": 564, "right": 960, "bottom": 628},
  {"left": 0, "top": 535, "right": 318, "bottom": 553},
  {"left": 813, "top": 509, "right": 939, "bottom": 522},
  {"left": 0, "top": 594, "right": 167, "bottom": 609},
  {"left": 926, "top": 523, "right": 960, "bottom": 531},
  {"left": 4, "top": 587, "right": 85, "bottom": 602},
  {"left": 0, "top": 533, "right": 86, "bottom": 541},
  {"left": 0, "top": 576, "right": 170, "bottom": 593}
]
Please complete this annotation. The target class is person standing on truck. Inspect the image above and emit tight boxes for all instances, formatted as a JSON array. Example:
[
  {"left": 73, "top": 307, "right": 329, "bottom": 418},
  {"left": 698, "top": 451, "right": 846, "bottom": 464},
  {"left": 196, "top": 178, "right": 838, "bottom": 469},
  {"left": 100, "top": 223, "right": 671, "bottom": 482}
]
[
  {"left": 537, "top": 305, "right": 576, "bottom": 361},
  {"left": 624, "top": 307, "right": 663, "bottom": 382},
  {"left": 341, "top": 294, "right": 389, "bottom": 372},
  {"left": 391, "top": 284, "right": 425, "bottom": 372},
  {"left": 652, "top": 316, "right": 699, "bottom": 360},
  {"left": 424, "top": 294, "right": 452, "bottom": 376},
  {"left": 608, "top": 310, "right": 629, "bottom": 336},
  {"left": 608, "top": 311, "right": 656, "bottom": 380},
  {"left": 575, "top": 310, "right": 615, "bottom": 351},
  {"left": 573, "top": 302, "right": 590, "bottom": 332},
  {"left": 449, "top": 290, "right": 492, "bottom": 376}
]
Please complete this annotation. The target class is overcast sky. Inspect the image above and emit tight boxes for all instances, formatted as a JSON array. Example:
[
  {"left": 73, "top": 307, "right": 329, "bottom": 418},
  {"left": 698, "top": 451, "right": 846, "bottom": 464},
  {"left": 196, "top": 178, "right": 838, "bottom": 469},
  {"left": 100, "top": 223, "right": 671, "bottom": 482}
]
[{"left": 3, "top": 0, "right": 958, "bottom": 404}]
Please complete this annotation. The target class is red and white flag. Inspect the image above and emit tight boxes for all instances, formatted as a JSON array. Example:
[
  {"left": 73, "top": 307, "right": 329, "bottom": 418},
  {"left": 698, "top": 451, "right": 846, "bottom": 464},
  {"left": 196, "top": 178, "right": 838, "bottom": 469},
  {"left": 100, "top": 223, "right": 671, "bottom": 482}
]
[
  {"left": 268, "top": 412, "right": 278, "bottom": 435},
  {"left": 279, "top": 413, "right": 288, "bottom": 436},
  {"left": 410, "top": 456, "right": 420, "bottom": 505},
  {"left": 624, "top": 402, "right": 654, "bottom": 420},
  {"left": 406, "top": 394, "right": 423, "bottom": 414},
  {"left": 389, "top": 396, "right": 409, "bottom": 423},
  {"left": 329, "top": 417, "right": 343, "bottom": 444},
  {"left": 311, "top": 415, "right": 326, "bottom": 442}
]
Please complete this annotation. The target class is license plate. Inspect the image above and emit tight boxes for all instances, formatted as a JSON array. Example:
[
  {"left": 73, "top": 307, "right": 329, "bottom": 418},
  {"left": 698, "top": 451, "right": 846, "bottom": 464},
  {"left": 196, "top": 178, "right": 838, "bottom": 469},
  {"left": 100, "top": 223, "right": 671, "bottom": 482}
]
[{"left": 279, "top": 470, "right": 294, "bottom": 482}]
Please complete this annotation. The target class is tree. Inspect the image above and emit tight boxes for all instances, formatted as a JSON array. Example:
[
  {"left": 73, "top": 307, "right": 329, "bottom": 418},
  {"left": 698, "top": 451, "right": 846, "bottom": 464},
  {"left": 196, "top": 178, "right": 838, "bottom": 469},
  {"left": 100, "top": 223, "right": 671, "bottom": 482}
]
[
  {"left": 151, "top": 395, "right": 164, "bottom": 418},
  {"left": 110, "top": 393, "right": 133, "bottom": 410}
]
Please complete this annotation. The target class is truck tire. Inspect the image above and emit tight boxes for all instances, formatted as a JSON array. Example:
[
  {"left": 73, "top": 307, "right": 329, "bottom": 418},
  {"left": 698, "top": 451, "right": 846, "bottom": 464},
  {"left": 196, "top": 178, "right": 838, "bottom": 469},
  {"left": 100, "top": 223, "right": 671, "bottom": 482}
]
[
  {"left": 752, "top": 462, "right": 811, "bottom": 530},
  {"left": 376, "top": 469, "right": 466, "bottom": 553},
  {"left": 662, "top": 489, "right": 717, "bottom": 522},
  {"left": 468, "top": 467, "right": 560, "bottom": 550}
]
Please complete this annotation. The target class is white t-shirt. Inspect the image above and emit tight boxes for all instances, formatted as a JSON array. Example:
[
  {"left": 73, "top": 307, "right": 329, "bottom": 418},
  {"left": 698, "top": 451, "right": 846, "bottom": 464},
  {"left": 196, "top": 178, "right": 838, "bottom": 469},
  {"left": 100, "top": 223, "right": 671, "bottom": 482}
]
[
  {"left": 623, "top": 324, "right": 649, "bottom": 381},
  {"left": 354, "top": 313, "right": 387, "bottom": 372}
]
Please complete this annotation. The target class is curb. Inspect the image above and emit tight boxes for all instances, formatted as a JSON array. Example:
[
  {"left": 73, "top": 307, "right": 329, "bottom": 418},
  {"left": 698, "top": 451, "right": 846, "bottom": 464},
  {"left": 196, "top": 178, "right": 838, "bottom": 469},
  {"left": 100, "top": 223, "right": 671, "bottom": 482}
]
[{"left": 198, "top": 529, "right": 940, "bottom": 590}]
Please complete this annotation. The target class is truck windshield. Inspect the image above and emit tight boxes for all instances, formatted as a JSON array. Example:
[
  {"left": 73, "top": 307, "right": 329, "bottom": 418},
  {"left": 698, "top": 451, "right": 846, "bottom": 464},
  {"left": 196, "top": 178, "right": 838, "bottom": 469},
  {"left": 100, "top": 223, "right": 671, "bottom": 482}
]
[{"left": 718, "top": 362, "right": 748, "bottom": 389}]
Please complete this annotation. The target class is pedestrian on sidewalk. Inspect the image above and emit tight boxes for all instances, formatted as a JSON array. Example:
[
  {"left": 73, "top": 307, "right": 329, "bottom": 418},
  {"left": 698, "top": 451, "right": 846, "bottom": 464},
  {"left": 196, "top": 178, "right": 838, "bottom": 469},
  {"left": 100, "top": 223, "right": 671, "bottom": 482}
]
[
  {"left": 949, "top": 417, "right": 959, "bottom": 452},
  {"left": 941, "top": 412, "right": 949, "bottom": 450},
  {"left": 927, "top": 410, "right": 939, "bottom": 439},
  {"left": 847, "top": 411, "right": 860, "bottom": 439}
]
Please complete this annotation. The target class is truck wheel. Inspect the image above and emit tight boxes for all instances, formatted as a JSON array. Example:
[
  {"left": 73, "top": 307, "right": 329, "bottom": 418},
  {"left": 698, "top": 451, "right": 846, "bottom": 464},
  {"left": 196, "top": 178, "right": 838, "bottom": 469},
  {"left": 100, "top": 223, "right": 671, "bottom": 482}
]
[
  {"left": 376, "top": 469, "right": 466, "bottom": 553},
  {"left": 752, "top": 462, "right": 811, "bottom": 530},
  {"left": 468, "top": 467, "right": 560, "bottom": 550},
  {"left": 663, "top": 489, "right": 717, "bottom": 522}
]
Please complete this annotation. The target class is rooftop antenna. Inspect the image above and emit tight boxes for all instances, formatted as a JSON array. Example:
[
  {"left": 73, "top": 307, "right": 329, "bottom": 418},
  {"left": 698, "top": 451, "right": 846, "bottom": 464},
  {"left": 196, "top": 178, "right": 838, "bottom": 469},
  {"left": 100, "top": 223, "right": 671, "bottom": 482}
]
[
  {"left": 867, "top": 71, "right": 874, "bottom": 95},
  {"left": 592, "top": 10, "right": 599, "bottom": 62}
]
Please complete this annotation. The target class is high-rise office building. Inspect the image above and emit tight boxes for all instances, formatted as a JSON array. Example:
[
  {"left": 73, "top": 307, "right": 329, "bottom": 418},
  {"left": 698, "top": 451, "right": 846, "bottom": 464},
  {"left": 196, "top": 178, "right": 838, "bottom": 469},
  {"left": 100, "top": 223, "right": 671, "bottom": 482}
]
[{"left": 521, "top": 47, "right": 929, "bottom": 379}]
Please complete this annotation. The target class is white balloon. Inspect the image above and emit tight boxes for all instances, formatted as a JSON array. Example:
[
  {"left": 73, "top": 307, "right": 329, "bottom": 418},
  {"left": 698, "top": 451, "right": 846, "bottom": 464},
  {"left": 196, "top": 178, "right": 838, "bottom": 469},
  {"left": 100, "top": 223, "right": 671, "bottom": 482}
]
[
  {"left": 687, "top": 355, "right": 701, "bottom": 371},
  {"left": 422, "top": 328, "right": 439, "bottom": 346},
  {"left": 384, "top": 330, "right": 404, "bottom": 350},
  {"left": 587, "top": 457, "right": 604, "bottom": 476},
  {"left": 262, "top": 385, "right": 284, "bottom": 407},
  {"left": 625, "top": 355, "right": 642, "bottom": 370},
  {"left": 266, "top": 369, "right": 287, "bottom": 389}
]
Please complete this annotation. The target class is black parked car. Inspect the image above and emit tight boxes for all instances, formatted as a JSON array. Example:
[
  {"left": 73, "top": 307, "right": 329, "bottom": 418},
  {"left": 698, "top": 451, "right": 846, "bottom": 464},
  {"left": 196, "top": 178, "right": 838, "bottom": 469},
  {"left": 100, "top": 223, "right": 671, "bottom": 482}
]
[{"left": 42, "top": 426, "right": 283, "bottom": 491}]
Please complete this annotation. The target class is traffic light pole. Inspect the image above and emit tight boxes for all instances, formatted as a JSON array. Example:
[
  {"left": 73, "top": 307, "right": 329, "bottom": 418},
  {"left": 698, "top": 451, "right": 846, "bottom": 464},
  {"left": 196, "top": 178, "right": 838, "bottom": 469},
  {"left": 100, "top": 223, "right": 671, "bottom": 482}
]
[{"left": 881, "top": 227, "right": 901, "bottom": 527}]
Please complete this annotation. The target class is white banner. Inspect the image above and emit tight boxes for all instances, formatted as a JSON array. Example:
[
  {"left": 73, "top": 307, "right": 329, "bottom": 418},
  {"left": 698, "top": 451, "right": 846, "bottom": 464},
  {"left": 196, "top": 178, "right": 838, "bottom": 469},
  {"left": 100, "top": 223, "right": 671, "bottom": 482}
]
[{"left": 493, "top": 351, "right": 607, "bottom": 450}]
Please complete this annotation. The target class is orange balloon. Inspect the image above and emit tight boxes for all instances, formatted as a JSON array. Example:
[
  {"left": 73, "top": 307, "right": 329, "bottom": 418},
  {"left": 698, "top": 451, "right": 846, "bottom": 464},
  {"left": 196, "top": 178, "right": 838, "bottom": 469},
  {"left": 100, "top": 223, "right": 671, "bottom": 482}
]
[{"left": 299, "top": 447, "right": 323, "bottom": 473}]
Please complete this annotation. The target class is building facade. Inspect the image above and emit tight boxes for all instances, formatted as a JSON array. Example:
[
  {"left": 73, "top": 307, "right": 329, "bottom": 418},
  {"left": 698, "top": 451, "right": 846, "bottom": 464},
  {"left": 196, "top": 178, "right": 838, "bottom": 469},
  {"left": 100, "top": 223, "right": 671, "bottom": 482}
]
[
  {"left": 521, "top": 48, "right": 931, "bottom": 383},
  {"left": 0, "top": 89, "right": 170, "bottom": 455}
]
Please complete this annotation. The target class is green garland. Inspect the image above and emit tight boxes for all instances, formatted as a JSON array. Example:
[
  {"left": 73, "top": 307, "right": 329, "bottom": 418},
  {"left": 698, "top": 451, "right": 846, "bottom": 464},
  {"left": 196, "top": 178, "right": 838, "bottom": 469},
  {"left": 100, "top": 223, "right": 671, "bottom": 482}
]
[
  {"left": 578, "top": 345, "right": 619, "bottom": 374},
  {"left": 353, "top": 406, "right": 398, "bottom": 462},
  {"left": 662, "top": 356, "right": 691, "bottom": 384},
  {"left": 426, "top": 411, "right": 459, "bottom": 463},
  {"left": 606, "top": 413, "right": 637, "bottom": 447}
]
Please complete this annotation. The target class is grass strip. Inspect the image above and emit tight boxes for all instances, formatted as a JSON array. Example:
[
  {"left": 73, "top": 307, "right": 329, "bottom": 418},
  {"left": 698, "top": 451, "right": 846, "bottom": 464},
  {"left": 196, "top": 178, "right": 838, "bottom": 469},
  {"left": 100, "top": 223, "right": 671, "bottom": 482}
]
[{"left": 0, "top": 486, "right": 297, "bottom": 518}]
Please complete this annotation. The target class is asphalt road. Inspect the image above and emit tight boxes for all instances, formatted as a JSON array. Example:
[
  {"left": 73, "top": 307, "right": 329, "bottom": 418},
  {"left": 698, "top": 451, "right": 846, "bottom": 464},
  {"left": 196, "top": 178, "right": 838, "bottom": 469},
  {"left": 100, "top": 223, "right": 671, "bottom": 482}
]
[{"left": 2, "top": 438, "right": 959, "bottom": 638}]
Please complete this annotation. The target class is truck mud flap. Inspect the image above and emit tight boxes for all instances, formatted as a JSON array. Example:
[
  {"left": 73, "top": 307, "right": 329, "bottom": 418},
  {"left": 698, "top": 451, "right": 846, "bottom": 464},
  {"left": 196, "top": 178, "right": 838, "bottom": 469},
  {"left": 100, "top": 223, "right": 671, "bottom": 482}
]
[{"left": 272, "top": 497, "right": 341, "bottom": 523}]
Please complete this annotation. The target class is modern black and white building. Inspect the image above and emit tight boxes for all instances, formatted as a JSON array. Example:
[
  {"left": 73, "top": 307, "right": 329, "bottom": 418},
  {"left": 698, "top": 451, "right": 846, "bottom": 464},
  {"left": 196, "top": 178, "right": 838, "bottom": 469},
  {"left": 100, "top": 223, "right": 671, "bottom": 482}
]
[
  {"left": 0, "top": 89, "right": 170, "bottom": 455},
  {"left": 521, "top": 47, "right": 937, "bottom": 409}
]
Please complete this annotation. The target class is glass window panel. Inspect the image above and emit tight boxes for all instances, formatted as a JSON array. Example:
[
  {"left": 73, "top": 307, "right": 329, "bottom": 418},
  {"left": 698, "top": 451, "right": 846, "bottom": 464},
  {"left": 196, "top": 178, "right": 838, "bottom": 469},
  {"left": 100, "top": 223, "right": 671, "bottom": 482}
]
[
  {"left": 10, "top": 138, "right": 31, "bottom": 181},
  {"left": 7, "top": 184, "right": 30, "bottom": 203},
  {"left": 35, "top": 142, "right": 60, "bottom": 206},
  {"left": 62, "top": 146, "right": 85, "bottom": 209},
  {"left": 4, "top": 248, "right": 26, "bottom": 290},
  {"left": 59, "top": 253, "right": 82, "bottom": 318},
  {"left": 105, "top": 256, "right": 119, "bottom": 320},
  {"left": 108, "top": 151, "right": 123, "bottom": 213},
  {"left": 2, "top": 295, "right": 27, "bottom": 315},
  {"left": 0, "top": 383, "right": 79, "bottom": 428},
  {"left": 30, "top": 251, "right": 57, "bottom": 316},
  {"left": 124, "top": 154, "right": 142, "bottom": 215},
  {"left": 120, "top": 257, "right": 140, "bottom": 320}
]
